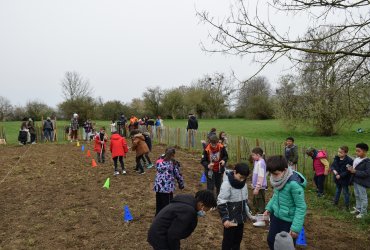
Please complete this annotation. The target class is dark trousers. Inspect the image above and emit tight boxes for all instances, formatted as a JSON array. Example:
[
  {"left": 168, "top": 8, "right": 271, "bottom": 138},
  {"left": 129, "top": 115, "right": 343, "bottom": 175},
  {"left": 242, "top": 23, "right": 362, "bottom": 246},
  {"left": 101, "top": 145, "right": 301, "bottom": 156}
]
[
  {"left": 97, "top": 149, "right": 105, "bottom": 163},
  {"left": 136, "top": 155, "right": 145, "bottom": 173},
  {"left": 314, "top": 174, "right": 325, "bottom": 195},
  {"left": 113, "top": 156, "right": 124, "bottom": 171},
  {"left": 144, "top": 153, "right": 152, "bottom": 165},
  {"left": 206, "top": 171, "right": 223, "bottom": 196},
  {"left": 156, "top": 192, "right": 173, "bottom": 215},
  {"left": 253, "top": 189, "right": 266, "bottom": 214},
  {"left": 267, "top": 213, "right": 296, "bottom": 250},
  {"left": 30, "top": 133, "right": 36, "bottom": 143},
  {"left": 222, "top": 223, "right": 244, "bottom": 250},
  {"left": 334, "top": 183, "right": 350, "bottom": 206}
]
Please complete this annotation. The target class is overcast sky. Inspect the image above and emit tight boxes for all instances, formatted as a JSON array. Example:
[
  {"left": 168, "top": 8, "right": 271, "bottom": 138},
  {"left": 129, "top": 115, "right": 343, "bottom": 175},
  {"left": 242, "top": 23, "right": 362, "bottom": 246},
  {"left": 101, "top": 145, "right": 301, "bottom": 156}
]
[{"left": 0, "top": 0, "right": 299, "bottom": 108}]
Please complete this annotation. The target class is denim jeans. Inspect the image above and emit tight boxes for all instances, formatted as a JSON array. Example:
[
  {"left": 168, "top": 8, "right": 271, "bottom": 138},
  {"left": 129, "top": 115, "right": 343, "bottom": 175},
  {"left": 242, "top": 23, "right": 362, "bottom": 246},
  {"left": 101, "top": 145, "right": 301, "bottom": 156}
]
[
  {"left": 334, "top": 183, "right": 349, "bottom": 206},
  {"left": 354, "top": 183, "right": 368, "bottom": 215},
  {"left": 186, "top": 129, "right": 197, "bottom": 148}
]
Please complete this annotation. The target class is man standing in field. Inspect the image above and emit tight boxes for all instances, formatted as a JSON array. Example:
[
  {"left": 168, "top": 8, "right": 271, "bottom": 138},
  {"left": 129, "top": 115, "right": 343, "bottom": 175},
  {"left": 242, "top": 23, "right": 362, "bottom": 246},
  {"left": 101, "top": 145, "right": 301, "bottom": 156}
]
[
  {"left": 70, "top": 113, "right": 79, "bottom": 142},
  {"left": 186, "top": 114, "right": 198, "bottom": 148}
]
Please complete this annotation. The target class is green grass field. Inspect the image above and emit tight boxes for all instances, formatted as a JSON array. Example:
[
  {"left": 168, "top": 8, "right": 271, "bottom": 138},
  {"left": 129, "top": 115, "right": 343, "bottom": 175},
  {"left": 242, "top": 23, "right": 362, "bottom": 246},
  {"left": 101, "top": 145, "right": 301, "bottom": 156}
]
[
  {"left": 164, "top": 118, "right": 370, "bottom": 152},
  {"left": 1, "top": 118, "right": 369, "bottom": 152}
]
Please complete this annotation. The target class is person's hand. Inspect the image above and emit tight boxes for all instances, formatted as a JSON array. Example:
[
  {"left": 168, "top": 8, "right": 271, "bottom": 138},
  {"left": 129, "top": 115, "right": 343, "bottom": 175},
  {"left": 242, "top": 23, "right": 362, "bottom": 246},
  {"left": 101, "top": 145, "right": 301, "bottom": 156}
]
[
  {"left": 289, "top": 231, "right": 298, "bottom": 239},
  {"left": 208, "top": 163, "right": 214, "bottom": 169},
  {"left": 333, "top": 170, "right": 338, "bottom": 175},
  {"left": 253, "top": 189, "right": 259, "bottom": 195},
  {"left": 223, "top": 220, "right": 235, "bottom": 228},
  {"left": 348, "top": 167, "right": 355, "bottom": 173},
  {"left": 263, "top": 210, "right": 270, "bottom": 217},
  {"left": 220, "top": 160, "right": 225, "bottom": 166},
  {"left": 336, "top": 175, "right": 340, "bottom": 180}
]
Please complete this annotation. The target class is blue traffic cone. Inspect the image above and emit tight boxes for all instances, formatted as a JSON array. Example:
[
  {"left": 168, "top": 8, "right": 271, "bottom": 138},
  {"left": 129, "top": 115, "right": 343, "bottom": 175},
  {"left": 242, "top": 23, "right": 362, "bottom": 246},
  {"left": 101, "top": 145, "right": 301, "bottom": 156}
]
[
  {"left": 200, "top": 173, "right": 207, "bottom": 183},
  {"left": 296, "top": 227, "right": 307, "bottom": 247},
  {"left": 81, "top": 145, "right": 85, "bottom": 152},
  {"left": 123, "top": 205, "right": 133, "bottom": 222}
]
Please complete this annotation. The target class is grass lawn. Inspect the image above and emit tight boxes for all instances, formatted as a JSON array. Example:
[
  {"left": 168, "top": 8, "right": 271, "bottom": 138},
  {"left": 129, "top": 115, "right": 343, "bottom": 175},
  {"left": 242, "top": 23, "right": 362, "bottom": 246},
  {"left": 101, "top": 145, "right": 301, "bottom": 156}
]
[
  {"left": 1, "top": 118, "right": 369, "bottom": 152},
  {"left": 164, "top": 118, "right": 370, "bottom": 152}
]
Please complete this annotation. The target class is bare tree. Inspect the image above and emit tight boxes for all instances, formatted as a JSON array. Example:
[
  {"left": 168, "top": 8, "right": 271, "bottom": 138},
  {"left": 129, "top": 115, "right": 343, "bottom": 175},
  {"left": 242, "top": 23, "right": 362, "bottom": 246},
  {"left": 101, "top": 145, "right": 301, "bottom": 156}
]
[
  {"left": 275, "top": 34, "right": 370, "bottom": 135},
  {"left": 0, "top": 96, "right": 13, "bottom": 121},
  {"left": 198, "top": 0, "right": 370, "bottom": 80},
  {"left": 60, "top": 71, "right": 93, "bottom": 101}
]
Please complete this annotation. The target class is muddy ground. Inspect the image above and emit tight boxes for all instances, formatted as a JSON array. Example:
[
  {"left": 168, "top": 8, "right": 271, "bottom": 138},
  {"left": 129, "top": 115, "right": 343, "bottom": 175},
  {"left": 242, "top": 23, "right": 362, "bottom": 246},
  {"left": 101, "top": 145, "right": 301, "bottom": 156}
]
[{"left": 0, "top": 143, "right": 369, "bottom": 249}]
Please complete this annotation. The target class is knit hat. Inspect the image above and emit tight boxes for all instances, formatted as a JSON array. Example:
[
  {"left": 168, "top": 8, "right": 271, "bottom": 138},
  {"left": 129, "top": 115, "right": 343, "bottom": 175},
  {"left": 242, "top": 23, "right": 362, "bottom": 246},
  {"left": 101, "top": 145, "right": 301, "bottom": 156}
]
[{"left": 274, "top": 231, "right": 295, "bottom": 250}]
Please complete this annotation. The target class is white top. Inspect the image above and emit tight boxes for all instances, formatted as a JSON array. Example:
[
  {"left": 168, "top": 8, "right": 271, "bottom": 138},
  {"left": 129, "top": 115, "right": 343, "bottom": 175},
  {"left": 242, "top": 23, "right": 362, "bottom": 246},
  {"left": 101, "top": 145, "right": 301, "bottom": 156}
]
[{"left": 353, "top": 157, "right": 365, "bottom": 169}]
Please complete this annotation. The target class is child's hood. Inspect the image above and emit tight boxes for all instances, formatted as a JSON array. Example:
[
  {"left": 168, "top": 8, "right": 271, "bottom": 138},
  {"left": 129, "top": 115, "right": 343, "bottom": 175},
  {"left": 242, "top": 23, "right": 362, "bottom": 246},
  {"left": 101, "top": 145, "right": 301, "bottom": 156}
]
[
  {"left": 110, "top": 134, "right": 122, "bottom": 141},
  {"left": 133, "top": 133, "right": 145, "bottom": 141},
  {"left": 316, "top": 150, "right": 327, "bottom": 159},
  {"left": 287, "top": 171, "right": 307, "bottom": 189},
  {"left": 171, "top": 194, "right": 197, "bottom": 209}
]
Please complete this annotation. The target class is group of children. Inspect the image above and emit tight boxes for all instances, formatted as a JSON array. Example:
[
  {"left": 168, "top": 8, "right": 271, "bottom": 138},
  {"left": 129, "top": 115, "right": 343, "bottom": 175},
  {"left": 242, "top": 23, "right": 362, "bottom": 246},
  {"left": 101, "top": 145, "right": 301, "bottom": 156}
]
[
  {"left": 305, "top": 142, "right": 370, "bottom": 218},
  {"left": 89, "top": 124, "right": 368, "bottom": 249},
  {"left": 92, "top": 126, "right": 153, "bottom": 176}
]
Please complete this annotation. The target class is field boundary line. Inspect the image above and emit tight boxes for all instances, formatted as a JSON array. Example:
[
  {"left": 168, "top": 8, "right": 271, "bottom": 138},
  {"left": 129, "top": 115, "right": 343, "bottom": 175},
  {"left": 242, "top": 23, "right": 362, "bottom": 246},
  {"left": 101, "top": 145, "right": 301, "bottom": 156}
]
[{"left": 0, "top": 144, "right": 32, "bottom": 185}]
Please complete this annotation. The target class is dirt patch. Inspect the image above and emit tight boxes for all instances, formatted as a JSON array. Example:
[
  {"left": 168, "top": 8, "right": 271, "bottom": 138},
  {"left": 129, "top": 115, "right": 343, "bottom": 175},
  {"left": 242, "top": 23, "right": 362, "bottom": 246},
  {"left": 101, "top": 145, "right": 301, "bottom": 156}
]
[{"left": 0, "top": 143, "right": 369, "bottom": 249}]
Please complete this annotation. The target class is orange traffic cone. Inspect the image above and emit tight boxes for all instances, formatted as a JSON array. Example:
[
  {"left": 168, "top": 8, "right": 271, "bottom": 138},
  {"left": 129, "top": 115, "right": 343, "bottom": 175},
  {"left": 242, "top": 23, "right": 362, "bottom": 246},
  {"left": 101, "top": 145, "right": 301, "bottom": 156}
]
[
  {"left": 86, "top": 150, "right": 91, "bottom": 157},
  {"left": 92, "top": 159, "right": 97, "bottom": 168}
]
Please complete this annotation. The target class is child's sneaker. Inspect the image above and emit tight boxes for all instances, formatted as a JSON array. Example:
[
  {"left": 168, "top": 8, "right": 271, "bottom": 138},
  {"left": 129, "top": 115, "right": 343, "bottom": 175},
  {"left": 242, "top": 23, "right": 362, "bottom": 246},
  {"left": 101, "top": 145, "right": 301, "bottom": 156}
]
[
  {"left": 356, "top": 213, "right": 365, "bottom": 219},
  {"left": 139, "top": 171, "right": 145, "bottom": 175},
  {"left": 114, "top": 171, "right": 120, "bottom": 176},
  {"left": 122, "top": 170, "right": 127, "bottom": 175},
  {"left": 350, "top": 207, "right": 360, "bottom": 214},
  {"left": 253, "top": 221, "right": 266, "bottom": 227},
  {"left": 146, "top": 163, "right": 153, "bottom": 169}
]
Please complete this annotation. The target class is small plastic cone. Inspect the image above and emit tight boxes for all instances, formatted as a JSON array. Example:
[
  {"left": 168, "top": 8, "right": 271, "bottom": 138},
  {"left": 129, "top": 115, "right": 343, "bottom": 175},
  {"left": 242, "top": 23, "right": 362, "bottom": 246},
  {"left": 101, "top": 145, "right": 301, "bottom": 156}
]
[
  {"left": 103, "top": 178, "right": 110, "bottom": 189},
  {"left": 200, "top": 173, "right": 207, "bottom": 183},
  {"left": 296, "top": 227, "right": 307, "bottom": 246},
  {"left": 77, "top": 141, "right": 80, "bottom": 147},
  {"left": 123, "top": 205, "right": 133, "bottom": 222},
  {"left": 87, "top": 150, "right": 91, "bottom": 157},
  {"left": 81, "top": 145, "right": 85, "bottom": 151},
  {"left": 92, "top": 159, "right": 97, "bottom": 167}
]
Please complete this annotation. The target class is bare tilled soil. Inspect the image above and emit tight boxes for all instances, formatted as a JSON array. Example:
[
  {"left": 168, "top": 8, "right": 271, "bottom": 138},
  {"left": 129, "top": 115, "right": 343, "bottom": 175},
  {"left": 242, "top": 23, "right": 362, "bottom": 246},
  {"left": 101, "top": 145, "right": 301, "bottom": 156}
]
[{"left": 0, "top": 143, "right": 369, "bottom": 249}]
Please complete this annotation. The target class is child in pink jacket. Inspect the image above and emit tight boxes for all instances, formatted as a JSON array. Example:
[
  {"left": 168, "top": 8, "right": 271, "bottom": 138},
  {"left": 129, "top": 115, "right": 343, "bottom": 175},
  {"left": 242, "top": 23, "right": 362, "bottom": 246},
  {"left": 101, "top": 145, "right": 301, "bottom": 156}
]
[{"left": 306, "top": 147, "right": 329, "bottom": 197}]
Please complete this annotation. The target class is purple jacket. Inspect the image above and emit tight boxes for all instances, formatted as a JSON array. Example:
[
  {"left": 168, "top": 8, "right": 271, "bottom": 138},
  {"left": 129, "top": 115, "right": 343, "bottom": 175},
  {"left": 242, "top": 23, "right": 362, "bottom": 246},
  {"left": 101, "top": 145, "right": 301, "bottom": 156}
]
[
  {"left": 252, "top": 159, "right": 267, "bottom": 189},
  {"left": 153, "top": 159, "right": 184, "bottom": 193}
]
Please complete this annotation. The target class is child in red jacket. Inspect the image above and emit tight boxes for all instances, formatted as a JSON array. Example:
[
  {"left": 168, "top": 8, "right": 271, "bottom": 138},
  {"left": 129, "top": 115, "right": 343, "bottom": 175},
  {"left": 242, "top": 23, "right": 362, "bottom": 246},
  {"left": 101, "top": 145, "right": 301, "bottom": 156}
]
[
  {"left": 110, "top": 131, "right": 129, "bottom": 175},
  {"left": 94, "top": 127, "right": 108, "bottom": 163},
  {"left": 306, "top": 147, "right": 329, "bottom": 197}
]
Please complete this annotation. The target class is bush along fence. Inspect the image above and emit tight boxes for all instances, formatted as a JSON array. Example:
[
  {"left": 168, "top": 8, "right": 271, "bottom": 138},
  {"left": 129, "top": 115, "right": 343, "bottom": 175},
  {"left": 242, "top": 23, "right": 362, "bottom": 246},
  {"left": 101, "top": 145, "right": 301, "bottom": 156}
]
[{"left": 148, "top": 126, "right": 349, "bottom": 195}]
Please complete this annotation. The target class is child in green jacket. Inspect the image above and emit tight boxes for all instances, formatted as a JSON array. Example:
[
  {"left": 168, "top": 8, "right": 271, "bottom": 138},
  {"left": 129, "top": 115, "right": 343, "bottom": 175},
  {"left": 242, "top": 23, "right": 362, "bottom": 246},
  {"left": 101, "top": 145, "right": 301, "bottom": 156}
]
[{"left": 263, "top": 155, "right": 307, "bottom": 250}]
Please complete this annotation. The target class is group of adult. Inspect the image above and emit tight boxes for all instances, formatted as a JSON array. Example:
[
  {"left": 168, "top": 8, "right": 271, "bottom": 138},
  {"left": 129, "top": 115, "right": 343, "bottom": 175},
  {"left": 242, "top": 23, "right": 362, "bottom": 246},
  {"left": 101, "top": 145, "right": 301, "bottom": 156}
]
[{"left": 18, "top": 116, "right": 55, "bottom": 145}]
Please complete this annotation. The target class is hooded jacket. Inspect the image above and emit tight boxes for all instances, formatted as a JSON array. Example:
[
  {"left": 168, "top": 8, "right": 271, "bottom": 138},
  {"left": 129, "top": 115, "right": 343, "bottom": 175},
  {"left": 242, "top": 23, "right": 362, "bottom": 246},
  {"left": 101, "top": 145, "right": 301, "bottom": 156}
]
[
  {"left": 351, "top": 158, "right": 370, "bottom": 188},
  {"left": 131, "top": 133, "right": 149, "bottom": 157},
  {"left": 154, "top": 158, "right": 184, "bottom": 193},
  {"left": 147, "top": 194, "right": 198, "bottom": 250},
  {"left": 312, "top": 150, "right": 329, "bottom": 176},
  {"left": 265, "top": 171, "right": 307, "bottom": 233},
  {"left": 217, "top": 171, "right": 248, "bottom": 224},
  {"left": 109, "top": 134, "right": 128, "bottom": 158},
  {"left": 187, "top": 116, "right": 198, "bottom": 130},
  {"left": 330, "top": 155, "right": 353, "bottom": 185},
  {"left": 285, "top": 144, "right": 298, "bottom": 165}
]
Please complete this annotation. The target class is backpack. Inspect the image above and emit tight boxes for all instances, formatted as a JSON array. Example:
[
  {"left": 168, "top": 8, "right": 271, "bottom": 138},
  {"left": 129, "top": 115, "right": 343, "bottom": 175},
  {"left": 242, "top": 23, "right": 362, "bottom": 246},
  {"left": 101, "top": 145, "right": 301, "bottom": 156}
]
[{"left": 143, "top": 133, "right": 152, "bottom": 151}]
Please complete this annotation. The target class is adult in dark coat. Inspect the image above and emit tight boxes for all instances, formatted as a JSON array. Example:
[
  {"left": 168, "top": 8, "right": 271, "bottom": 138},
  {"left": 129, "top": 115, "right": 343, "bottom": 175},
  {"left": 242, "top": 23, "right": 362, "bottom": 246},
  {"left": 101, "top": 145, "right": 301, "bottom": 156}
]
[
  {"left": 147, "top": 190, "right": 216, "bottom": 250},
  {"left": 186, "top": 114, "right": 198, "bottom": 148}
]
